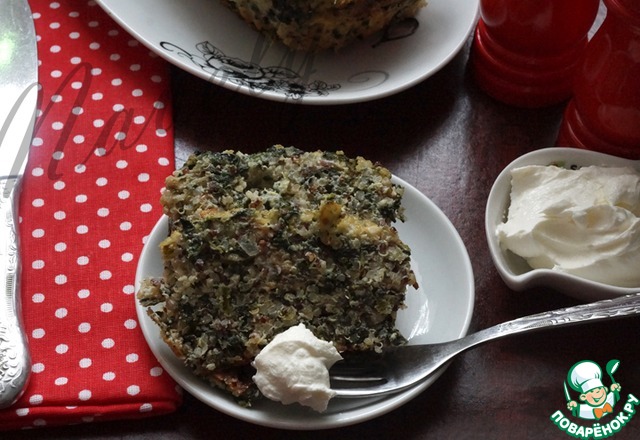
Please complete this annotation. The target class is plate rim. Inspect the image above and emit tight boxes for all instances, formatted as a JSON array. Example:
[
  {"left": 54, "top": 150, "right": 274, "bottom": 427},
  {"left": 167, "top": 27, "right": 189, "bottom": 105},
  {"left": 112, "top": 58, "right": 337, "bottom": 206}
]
[{"left": 135, "top": 176, "right": 474, "bottom": 429}]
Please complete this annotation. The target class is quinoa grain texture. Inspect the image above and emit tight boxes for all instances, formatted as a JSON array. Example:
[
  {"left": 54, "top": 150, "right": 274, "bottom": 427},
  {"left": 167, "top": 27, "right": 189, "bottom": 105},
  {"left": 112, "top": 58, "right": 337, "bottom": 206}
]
[
  {"left": 138, "top": 146, "right": 417, "bottom": 405},
  {"left": 220, "top": 0, "right": 428, "bottom": 51}
]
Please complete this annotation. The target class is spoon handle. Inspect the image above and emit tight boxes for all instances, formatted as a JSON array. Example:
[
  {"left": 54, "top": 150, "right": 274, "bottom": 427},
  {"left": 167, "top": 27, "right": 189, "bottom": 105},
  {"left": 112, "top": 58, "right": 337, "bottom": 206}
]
[{"left": 0, "top": 179, "right": 31, "bottom": 409}]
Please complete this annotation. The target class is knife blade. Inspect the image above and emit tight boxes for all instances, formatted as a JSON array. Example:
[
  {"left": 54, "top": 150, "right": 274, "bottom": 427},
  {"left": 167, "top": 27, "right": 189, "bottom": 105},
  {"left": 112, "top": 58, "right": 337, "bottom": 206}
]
[{"left": 0, "top": 0, "right": 39, "bottom": 409}]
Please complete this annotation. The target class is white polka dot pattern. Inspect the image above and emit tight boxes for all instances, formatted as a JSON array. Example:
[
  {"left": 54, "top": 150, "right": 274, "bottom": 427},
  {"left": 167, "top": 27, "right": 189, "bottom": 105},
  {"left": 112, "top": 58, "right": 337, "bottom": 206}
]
[{"left": 0, "top": 0, "right": 181, "bottom": 430}]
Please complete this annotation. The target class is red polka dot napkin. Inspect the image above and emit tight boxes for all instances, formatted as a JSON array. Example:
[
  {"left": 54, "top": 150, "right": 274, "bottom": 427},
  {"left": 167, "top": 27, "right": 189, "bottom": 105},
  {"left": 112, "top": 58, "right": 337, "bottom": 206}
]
[{"left": 0, "top": 0, "right": 182, "bottom": 430}]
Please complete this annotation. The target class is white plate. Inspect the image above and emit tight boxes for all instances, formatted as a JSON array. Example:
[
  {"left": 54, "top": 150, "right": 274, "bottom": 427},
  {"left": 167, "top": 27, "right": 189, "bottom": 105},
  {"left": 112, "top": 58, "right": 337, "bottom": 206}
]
[
  {"left": 96, "top": 0, "right": 479, "bottom": 105},
  {"left": 135, "top": 176, "right": 474, "bottom": 429},
  {"left": 485, "top": 147, "right": 640, "bottom": 302}
]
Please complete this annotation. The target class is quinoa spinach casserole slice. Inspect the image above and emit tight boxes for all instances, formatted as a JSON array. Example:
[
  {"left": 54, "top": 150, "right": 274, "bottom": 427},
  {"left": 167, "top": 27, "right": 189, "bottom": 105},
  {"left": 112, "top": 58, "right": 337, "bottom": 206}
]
[
  {"left": 138, "top": 145, "right": 418, "bottom": 405},
  {"left": 218, "top": 0, "right": 428, "bottom": 51}
]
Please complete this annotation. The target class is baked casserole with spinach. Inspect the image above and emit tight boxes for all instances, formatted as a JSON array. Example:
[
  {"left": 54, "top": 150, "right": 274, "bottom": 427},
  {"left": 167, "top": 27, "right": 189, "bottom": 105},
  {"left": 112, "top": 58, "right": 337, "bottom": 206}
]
[
  {"left": 219, "top": 0, "right": 428, "bottom": 51},
  {"left": 138, "top": 145, "right": 418, "bottom": 405}
]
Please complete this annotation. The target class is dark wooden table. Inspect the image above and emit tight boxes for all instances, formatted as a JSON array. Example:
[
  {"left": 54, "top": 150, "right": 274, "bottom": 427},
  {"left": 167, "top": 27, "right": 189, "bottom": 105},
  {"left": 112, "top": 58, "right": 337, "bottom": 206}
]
[{"left": 7, "top": 38, "right": 640, "bottom": 440}]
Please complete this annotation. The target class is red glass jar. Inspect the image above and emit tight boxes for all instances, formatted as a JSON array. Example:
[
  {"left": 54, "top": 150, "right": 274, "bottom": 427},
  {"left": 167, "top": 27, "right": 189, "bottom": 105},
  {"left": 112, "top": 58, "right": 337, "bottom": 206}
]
[
  {"left": 470, "top": 0, "right": 600, "bottom": 108},
  {"left": 556, "top": 0, "right": 640, "bottom": 158}
]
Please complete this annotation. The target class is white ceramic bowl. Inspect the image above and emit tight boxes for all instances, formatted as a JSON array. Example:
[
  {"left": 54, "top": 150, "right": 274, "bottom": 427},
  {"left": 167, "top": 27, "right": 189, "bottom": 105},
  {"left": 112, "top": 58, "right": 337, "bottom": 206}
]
[{"left": 485, "top": 147, "right": 640, "bottom": 302}]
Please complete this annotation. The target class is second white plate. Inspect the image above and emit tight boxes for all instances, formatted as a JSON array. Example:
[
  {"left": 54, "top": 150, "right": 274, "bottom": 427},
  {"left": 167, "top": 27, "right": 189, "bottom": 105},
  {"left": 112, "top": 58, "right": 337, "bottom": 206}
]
[{"left": 97, "top": 0, "right": 479, "bottom": 104}]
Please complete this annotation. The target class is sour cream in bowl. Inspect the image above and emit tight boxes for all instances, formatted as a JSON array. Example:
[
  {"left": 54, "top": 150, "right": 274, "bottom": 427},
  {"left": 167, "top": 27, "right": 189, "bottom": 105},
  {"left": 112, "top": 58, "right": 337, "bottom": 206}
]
[{"left": 485, "top": 147, "right": 640, "bottom": 301}]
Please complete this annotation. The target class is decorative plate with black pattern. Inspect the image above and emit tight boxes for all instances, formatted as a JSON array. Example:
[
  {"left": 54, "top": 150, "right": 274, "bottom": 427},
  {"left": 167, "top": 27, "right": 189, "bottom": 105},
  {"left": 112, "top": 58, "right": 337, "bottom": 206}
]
[{"left": 97, "top": 0, "right": 479, "bottom": 104}]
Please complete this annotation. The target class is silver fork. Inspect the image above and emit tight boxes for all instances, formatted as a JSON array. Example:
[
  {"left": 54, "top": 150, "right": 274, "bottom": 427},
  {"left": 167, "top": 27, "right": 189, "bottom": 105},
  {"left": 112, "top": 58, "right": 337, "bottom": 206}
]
[{"left": 330, "top": 292, "right": 640, "bottom": 398}]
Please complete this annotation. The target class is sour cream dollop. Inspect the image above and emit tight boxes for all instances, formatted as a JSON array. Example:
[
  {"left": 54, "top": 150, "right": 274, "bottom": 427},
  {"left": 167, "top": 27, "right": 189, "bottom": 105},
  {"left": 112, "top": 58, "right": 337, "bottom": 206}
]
[
  {"left": 496, "top": 164, "right": 640, "bottom": 287},
  {"left": 252, "top": 323, "right": 343, "bottom": 412}
]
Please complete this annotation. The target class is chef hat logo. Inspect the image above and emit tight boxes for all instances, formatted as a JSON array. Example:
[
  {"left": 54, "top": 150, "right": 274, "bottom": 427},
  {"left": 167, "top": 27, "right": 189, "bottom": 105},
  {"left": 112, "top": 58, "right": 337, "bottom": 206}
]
[{"left": 568, "top": 360, "right": 604, "bottom": 394}]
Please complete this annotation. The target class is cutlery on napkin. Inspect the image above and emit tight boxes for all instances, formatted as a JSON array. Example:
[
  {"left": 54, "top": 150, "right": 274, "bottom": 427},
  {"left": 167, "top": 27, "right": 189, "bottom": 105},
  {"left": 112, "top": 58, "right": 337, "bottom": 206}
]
[
  {"left": 0, "top": 0, "right": 38, "bottom": 411},
  {"left": 0, "top": 0, "right": 182, "bottom": 430}
]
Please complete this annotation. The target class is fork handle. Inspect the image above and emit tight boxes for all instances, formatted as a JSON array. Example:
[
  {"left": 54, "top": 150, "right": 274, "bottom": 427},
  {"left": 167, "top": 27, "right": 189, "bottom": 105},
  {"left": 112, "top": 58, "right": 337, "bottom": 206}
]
[
  {"left": 332, "top": 293, "right": 640, "bottom": 398},
  {"left": 466, "top": 292, "right": 640, "bottom": 349}
]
